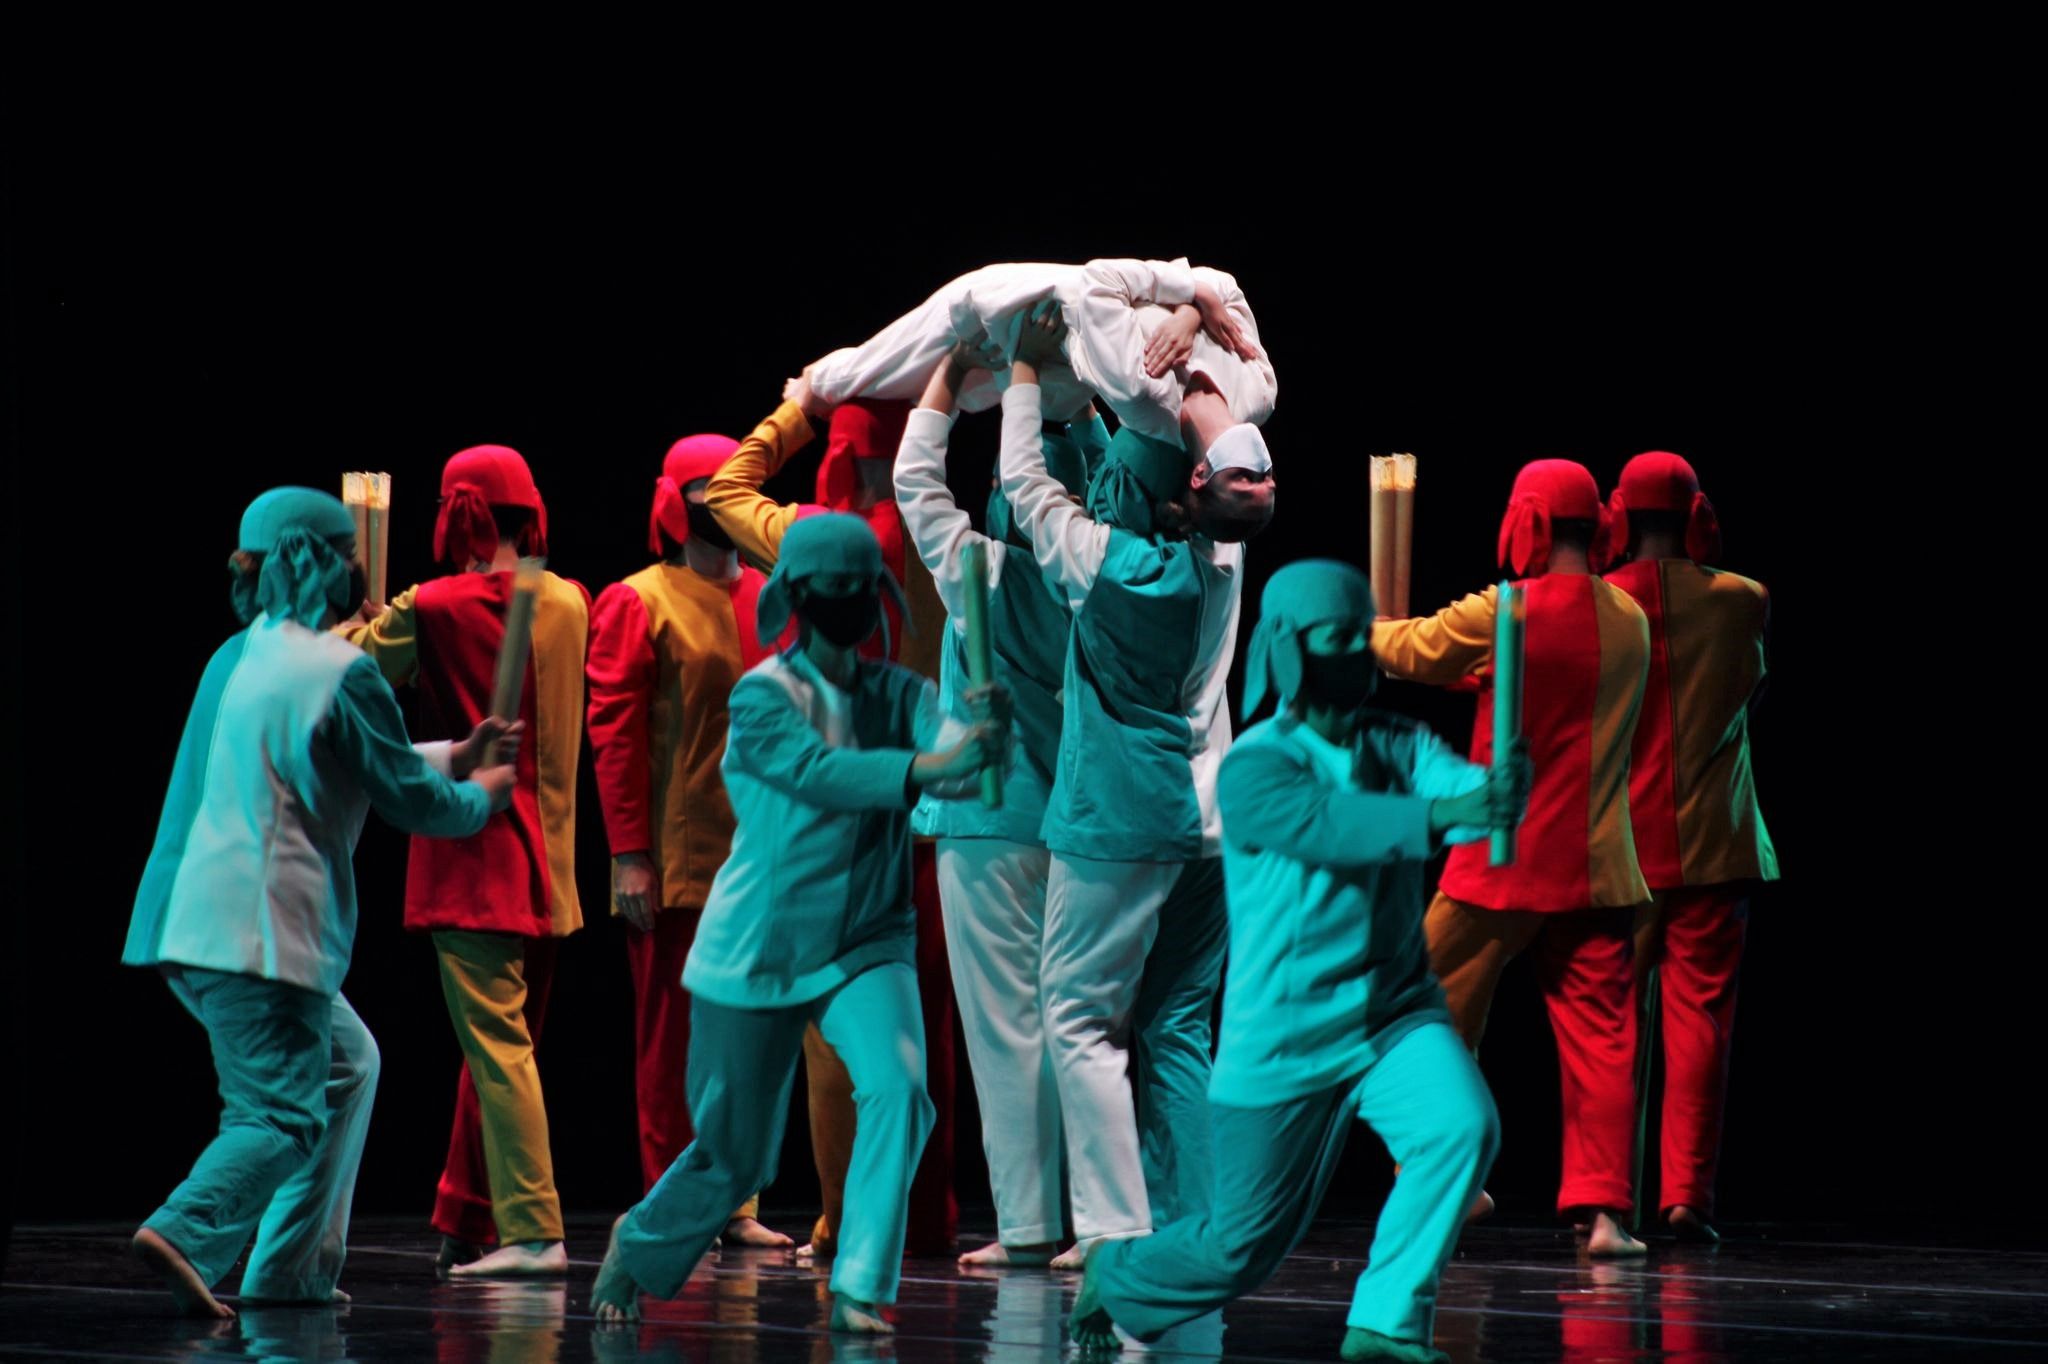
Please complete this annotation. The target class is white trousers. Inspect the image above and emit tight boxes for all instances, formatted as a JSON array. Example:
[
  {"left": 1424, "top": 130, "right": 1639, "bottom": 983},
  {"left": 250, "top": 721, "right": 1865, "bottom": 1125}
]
[
  {"left": 937, "top": 838, "right": 1064, "bottom": 1245},
  {"left": 1041, "top": 853, "right": 1228, "bottom": 1243}
]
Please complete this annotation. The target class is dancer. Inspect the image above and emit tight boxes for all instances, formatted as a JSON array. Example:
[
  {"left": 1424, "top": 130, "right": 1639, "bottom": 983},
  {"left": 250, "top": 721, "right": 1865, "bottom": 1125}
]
[
  {"left": 589, "top": 513, "right": 1011, "bottom": 1333},
  {"left": 125, "top": 487, "right": 513, "bottom": 1317}
]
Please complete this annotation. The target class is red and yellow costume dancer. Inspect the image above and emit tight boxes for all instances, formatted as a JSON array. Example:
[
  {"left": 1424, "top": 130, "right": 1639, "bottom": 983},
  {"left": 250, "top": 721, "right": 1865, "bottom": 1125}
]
[
  {"left": 1373, "top": 459, "right": 1652, "bottom": 1234},
  {"left": 347, "top": 445, "right": 588, "bottom": 1272},
  {"left": 704, "top": 395, "right": 958, "bottom": 1255},
  {"left": 586, "top": 435, "right": 792, "bottom": 1207},
  {"left": 1603, "top": 451, "right": 1776, "bottom": 1234}
]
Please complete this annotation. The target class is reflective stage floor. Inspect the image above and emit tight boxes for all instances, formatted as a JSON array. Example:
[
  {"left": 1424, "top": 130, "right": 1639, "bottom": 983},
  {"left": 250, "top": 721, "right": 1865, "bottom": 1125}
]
[{"left": 4, "top": 1216, "right": 2043, "bottom": 1361}]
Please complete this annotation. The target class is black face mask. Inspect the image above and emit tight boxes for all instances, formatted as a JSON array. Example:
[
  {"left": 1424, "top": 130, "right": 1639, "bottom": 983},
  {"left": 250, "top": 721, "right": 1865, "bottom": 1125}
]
[
  {"left": 336, "top": 560, "right": 368, "bottom": 620},
  {"left": 1301, "top": 649, "right": 1377, "bottom": 712},
  {"left": 800, "top": 588, "right": 881, "bottom": 648},
  {"left": 685, "top": 501, "right": 734, "bottom": 552}
]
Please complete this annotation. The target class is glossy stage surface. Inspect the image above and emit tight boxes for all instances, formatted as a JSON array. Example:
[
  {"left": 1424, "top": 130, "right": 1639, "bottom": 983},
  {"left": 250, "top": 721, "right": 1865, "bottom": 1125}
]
[{"left": 3, "top": 1216, "right": 2043, "bottom": 1361}]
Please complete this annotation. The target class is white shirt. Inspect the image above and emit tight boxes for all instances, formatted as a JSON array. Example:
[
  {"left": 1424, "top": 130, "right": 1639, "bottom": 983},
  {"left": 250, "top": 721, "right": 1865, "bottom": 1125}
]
[{"left": 810, "top": 259, "right": 1277, "bottom": 444}]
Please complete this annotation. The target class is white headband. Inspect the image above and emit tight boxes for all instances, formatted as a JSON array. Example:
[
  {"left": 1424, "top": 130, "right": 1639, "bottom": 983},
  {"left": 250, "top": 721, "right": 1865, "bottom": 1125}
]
[{"left": 1205, "top": 422, "right": 1272, "bottom": 476}]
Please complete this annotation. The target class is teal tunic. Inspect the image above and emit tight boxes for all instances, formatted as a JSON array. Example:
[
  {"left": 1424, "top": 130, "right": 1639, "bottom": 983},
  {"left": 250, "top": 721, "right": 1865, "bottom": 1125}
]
[
  {"left": 899, "top": 406, "right": 1106, "bottom": 846},
  {"left": 994, "top": 384, "right": 1242, "bottom": 865},
  {"left": 1209, "top": 710, "right": 1488, "bottom": 1107},
  {"left": 683, "top": 648, "right": 953, "bottom": 1009},
  {"left": 126, "top": 616, "right": 493, "bottom": 997}
]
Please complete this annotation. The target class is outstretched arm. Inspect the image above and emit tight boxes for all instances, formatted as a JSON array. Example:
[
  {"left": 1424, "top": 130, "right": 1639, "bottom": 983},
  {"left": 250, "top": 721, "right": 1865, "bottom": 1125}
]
[
  {"left": 997, "top": 307, "right": 1110, "bottom": 600},
  {"left": 896, "top": 341, "right": 1010, "bottom": 621},
  {"left": 1372, "top": 589, "right": 1499, "bottom": 687},
  {"left": 704, "top": 382, "right": 828, "bottom": 572}
]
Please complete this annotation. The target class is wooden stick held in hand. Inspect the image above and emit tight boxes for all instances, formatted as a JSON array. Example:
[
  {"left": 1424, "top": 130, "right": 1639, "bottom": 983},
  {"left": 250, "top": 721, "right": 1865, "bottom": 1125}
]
[
  {"left": 366, "top": 472, "right": 391, "bottom": 608},
  {"left": 1389, "top": 454, "right": 1415, "bottom": 619},
  {"left": 1369, "top": 457, "right": 1397, "bottom": 616},
  {"left": 961, "top": 541, "right": 1003, "bottom": 808},
  {"left": 343, "top": 472, "right": 371, "bottom": 576},
  {"left": 342, "top": 471, "right": 392, "bottom": 606},
  {"left": 485, "top": 558, "right": 545, "bottom": 766}
]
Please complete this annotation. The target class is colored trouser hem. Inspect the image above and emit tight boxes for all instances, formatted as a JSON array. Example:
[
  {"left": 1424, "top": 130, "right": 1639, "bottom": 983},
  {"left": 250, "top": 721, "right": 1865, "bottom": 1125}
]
[
  {"left": 618, "top": 962, "right": 933, "bottom": 1306},
  {"left": 1094, "top": 1019, "right": 1497, "bottom": 1346},
  {"left": 432, "top": 930, "right": 563, "bottom": 1245},
  {"left": 627, "top": 905, "right": 761, "bottom": 1220},
  {"left": 807, "top": 843, "right": 957, "bottom": 1255},
  {"left": 937, "top": 838, "right": 1063, "bottom": 1245},
  {"left": 145, "top": 966, "right": 379, "bottom": 1302},
  {"left": 1633, "top": 885, "right": 1746, "bottom": 1217},
  {"left": 1425, "top": 893, "right": 1638, "bottom": 1216}
]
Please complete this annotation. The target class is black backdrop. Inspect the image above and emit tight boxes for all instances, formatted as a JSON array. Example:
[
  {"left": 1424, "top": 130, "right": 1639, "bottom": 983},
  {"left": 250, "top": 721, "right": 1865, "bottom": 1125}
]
[{"left": 4, "top": 135, "right": 2011, "bottom": 1251}]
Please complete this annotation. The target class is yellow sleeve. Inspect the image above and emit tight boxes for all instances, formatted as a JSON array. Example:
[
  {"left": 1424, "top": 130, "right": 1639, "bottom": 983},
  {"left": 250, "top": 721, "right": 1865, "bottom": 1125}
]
[
  {"left": 705, "top": 400, "right": 816, "bottom": 573},
  {"left": 1372, "top": 586, "right": 1498, "bottom": 686},
  {"left": 337, "top": 583, "right": 421, "bottom": 687}
]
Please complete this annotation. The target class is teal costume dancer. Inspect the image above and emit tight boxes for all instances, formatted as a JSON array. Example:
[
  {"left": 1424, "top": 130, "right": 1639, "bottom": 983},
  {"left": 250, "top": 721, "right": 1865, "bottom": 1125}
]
[
  {"left": 125, "top": 489, "right": 496, "bottom": 1306},
  {"left": 997, "top": 382, "right": 1244, "bottom": 1247},
  {"left": 1074, "top": 561, "right": 1502, "bottom": 1363},
  {"left": 896, "top": 386, "right": 1107, "bottom": 1255},
  {"left": 605, "top": 514, "right": 985, "bottom": 1321}
]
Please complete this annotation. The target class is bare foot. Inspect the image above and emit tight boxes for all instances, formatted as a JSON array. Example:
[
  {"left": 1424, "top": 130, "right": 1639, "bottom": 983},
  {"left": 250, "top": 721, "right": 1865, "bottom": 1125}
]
[
  {"left": 722, "top": 1216, "right": 795, "bottom": 1248},
  {"left": 591, "top": 1215, "right": 641, "bottom": 1325},
  {"left": 1340, "top": 1325, "right": 1450, "bottom": 1363},
  {"left": 133, "top": 1227, "right": 234, "bottom": 1320},
  {"left": 448, "top": 1240, "right": 568, "bottom": 1279},
  {"left": 829, "top": 1293, "right": 893, "bottom": 1334},
  {"left": 794, "top": 1240, "right": 834, "bottom": 1264},
  {"left": 1068, "top": 1252, "right": 1120, "bottom": 1354},
  {"left": 1048, "top": 1242, "right": 1088, "bottom": 1272},
  {"left": 1667, "top": 1205, "right": 1720, "bottom": 1244},
  {"left": 1466, "top": 1189, "right": 1496, "bottom": 1224},
  {"left": 1584, "top": 1210, "right": 1648, "bottom": 1258},
  {"left": 958, "top": 1239, "right": 1057, "bottom": 1268}
]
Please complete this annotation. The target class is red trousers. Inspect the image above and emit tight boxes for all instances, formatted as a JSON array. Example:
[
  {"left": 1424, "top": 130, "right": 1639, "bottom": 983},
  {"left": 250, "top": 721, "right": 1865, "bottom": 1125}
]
[
  {"left": 1425, "top": 894, "right": 1638, "bottom": 1217},
  {"left": 1633, "top": 886, "right": 1747, "bottom": 1218},
  {"left": 432, "top": 937, "right": 558, "bottom": 1245},
  {"left": 624, "top": 906, "right": 762, "bottom": 1218},
  {"left": 806, "top": 842, "right": 958, "bottom": 1256}
]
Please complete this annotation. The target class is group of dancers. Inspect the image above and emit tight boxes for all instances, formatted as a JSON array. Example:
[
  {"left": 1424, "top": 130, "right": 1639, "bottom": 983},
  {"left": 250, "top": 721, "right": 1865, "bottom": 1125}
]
[{"left": 122, "top": 258, "right": 1774, "bottom": 1362}]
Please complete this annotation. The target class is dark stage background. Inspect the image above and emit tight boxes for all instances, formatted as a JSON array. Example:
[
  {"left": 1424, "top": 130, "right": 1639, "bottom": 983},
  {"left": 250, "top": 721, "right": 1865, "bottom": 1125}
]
[{"left": 4, "top": 141, "right": 2005, "bottom": 1254}]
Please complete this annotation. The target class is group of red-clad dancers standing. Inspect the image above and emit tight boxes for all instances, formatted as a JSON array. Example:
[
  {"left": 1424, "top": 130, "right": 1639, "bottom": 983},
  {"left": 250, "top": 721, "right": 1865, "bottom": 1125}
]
[{"left": 122, "top": 258, "right": 1773, "bottom": 1362}]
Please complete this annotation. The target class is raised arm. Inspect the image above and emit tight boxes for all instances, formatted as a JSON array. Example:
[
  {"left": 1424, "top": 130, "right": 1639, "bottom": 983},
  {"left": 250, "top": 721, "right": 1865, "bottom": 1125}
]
[
  {"left": 998, "top": 310, "right": 1110, "bottom": 601},
  {"left": 895, "top": 342, "right": 1009, "bottom": 622},
  {"left": 704, "top": 390, "right": 825, "bottom": 573},
  {"left": 1372, "top": 588, "right": 1499, "bottom": 687},
  {"left": 338, "top": 584, "right": 421, "bottom": 687}
]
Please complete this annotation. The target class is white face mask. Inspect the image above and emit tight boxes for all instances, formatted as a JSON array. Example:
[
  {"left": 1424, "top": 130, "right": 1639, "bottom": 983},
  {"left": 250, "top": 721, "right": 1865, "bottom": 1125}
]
[{"left": 1205, "top": 423, "right": 1272, "bottom": 476}]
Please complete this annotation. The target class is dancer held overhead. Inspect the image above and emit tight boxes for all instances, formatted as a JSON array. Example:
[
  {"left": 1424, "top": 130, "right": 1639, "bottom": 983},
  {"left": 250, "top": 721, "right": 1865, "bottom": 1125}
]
[{"left": 806, "top": 256, "right": 1275, "bottom": 461}]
